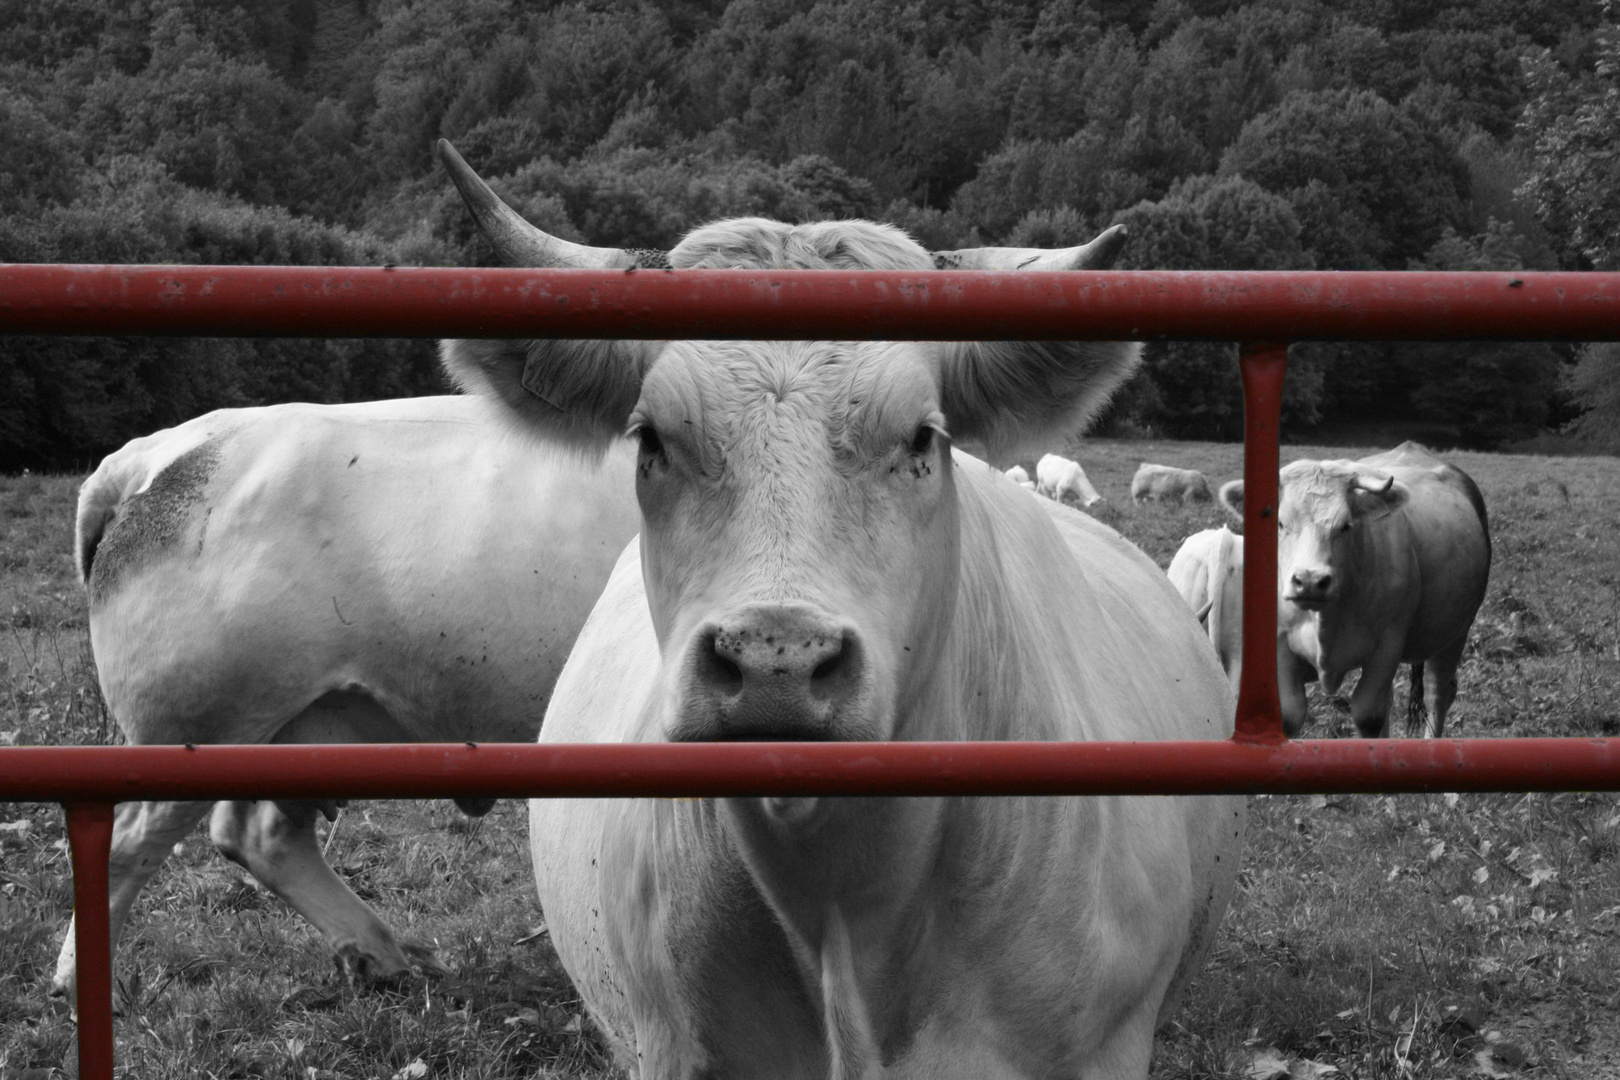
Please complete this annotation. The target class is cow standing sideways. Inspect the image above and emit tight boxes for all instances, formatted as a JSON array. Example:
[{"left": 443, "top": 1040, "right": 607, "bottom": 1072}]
[
  {"left": 1132, "top": 462, "right": 1212, "bottom": 504},
  {"left": 1035, "top": 451, "right": 1104, "bottom": 507},
  {"left": 1219, "top": 442, "right": 1491, "bottom": 738},
  {"left": 1167, "top": 527, "right": 1244, "bottom": 693},
  {"left": 51, "top": 396, "right": 641, "bottom": 1000},
  {"left": 438, "top": 140, "right": 1244, "bottom": 1079}
]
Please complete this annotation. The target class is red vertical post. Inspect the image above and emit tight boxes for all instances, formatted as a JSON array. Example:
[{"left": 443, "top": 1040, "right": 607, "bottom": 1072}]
[
  {"left": 65, "top": 802, "right": 116, "bottom": 1080},
  {"left": 1234, "top": 342, "right": 1288, "bottom": 743}
]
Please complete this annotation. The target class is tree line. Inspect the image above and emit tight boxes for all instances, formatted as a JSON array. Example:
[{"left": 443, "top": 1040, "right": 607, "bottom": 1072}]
[{"left": 2, "top": 0, "right": 1617, "bottom": 469}]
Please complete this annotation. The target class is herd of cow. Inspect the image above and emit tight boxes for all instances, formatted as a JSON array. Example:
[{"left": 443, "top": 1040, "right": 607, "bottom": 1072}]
[{"left": 45, "top": 140, "right": 1495, "bottom": 1079}]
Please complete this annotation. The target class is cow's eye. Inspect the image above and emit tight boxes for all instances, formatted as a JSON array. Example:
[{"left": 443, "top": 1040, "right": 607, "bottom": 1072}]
[
  {"left": 909, "top": 425, "right": 935, "bottom": 456},
  {"left": 637, "top": 425, "right": 665, "bottom": 461}
]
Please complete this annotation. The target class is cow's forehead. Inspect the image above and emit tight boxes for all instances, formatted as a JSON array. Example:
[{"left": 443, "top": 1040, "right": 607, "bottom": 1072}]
[
  {"left": 1278, "top": 461, "right": 1356, "bottom": 525},
  {"left": 640, "top": 340, "right": 940, "bottom": 445},
  {"left": 669, "top": 217, "right": 935, "bottom": 271}
]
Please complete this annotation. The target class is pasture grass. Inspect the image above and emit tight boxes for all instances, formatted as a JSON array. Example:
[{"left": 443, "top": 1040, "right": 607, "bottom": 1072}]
[{"left": 2, "top": 439, "right": 1618, "bottom": 1078}]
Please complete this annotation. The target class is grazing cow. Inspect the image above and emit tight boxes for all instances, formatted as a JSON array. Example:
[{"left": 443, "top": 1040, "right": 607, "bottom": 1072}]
[
  {"left": 437, "top": 140, "right": 1244, "bottom": 1079},
  {"left": 1035, "top": 452, "right": 1104, "bottom": 507},
  {"left": 1132, "top": 463, "right": 1213, "bottom": 504},
  {"left": 1219, "top": 442, "right": 1491, "bottom": 738},
  {"left": 1167, "top": 527, "right": 1244, "bottom": 692},
  {"left": 51, "top": 396, "right": 641, "bottom": 1000}
]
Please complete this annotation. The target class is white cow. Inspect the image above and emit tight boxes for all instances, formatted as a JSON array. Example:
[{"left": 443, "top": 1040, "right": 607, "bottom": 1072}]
[
  {"left": 1219, "top": 442, "right": 1491, "bottom": 737},
  {"left": 1131, "top": 463, "right": 1213, "bottom": 504},
  {"left": 439, "top": 140, "right": 1244, "bottom": 1079},
  {"left": 51, "top": 395, "right": 641, "bottom": 999},
  {"left": 1035, "top": 452, "right": 1103, "bottom": 507},
  {"left": 1002, "top": 464, "right": 1038, "bottom": 492},
  {"left": 1167, "top": 527, "right": 1244, "bottom": 692}
]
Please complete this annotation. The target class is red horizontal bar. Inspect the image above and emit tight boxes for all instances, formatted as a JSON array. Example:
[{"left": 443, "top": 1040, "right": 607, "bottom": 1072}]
[
  {"left": 3, "top": 265, "right": 1620, "bottom": 341},
  {"left": 1, "top": 739, "right": 1617, "bottom": 800}
]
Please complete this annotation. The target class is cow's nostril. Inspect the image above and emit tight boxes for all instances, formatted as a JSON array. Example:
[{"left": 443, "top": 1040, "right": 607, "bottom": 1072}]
[
  {"left": 811, "top": 647, "right": 844, "bottom": 682},
  {"left": 701, "top": 631, "right": 745, "bottom": 691}
]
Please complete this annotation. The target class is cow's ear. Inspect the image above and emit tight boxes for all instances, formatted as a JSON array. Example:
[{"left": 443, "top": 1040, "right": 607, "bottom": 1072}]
[
  {"left": 929, "top": 226, "right": 1138, "bottom": 462},
  {"left": 1218, "top": 480, "right": 1245, "bottom": 524},
  {"left": 441, "top": 338, "right": 658, "bottom": 455},
  {"left": 932, "top": 340, "right": 1141, "bottom": 464},
  {"left": 437, "top": 139, "right": 663, "bottom": 454}
]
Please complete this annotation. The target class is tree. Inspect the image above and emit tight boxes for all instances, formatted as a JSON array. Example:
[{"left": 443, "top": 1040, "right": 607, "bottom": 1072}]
[
  {"left": 1219, "top": 87, "right": 1471, "bottom": 267},
  {"left": 1401, "top": 220, "right": 1566, "bottom": 447},
  {"left": 1112, "top": 174, "right": 1321, "bottom": 439},
  {"left": 1518, "top": 26, "right": 1620, "bottom": 269}
]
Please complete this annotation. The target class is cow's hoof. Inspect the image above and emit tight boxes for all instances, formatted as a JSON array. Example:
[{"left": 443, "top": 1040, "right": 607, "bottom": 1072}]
[
  {"left": 333, "top": 943, "right": 412, "bottom": 986},
  {"left": 401, "top": 939, "right": 450, "bottom": 978}
]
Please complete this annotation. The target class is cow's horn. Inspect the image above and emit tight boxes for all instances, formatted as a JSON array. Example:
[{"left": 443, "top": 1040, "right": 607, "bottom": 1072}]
[
  {"left": 1351, "top": 467, "right": 1394, "bottom": 493},
  {"left": 932, "top": 224, "right": 1129, "bottom": 271},
  {"left": 437, "top": 139, "right": 632, "bottom": 269}
]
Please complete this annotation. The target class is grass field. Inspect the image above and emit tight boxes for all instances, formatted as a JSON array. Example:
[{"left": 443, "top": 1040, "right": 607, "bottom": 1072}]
[{"left": 2, "top": 438, "right": 1618, "bottom": 1079}]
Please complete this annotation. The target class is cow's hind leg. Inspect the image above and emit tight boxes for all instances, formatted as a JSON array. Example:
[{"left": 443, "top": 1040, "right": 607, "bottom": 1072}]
[
  {"left": 1404, "top": 662, "right": 1428, "bottom": 738},
  {"left": 51, "top": 799, "right": 215, "bottom": 1004},
  {"left": 209, "top": 799, "right": 434, "bottom": 982}
]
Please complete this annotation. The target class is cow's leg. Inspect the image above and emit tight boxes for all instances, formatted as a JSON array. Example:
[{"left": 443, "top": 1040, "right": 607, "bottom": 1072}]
[
  {"left": 208, "top": 799, "right": 428, "bottom": 982},
  {"left": 1084, "top": 993, "right": 1162, "bottom": 1079},
  {"left": 1422, "top": 634, "right": 1468, "bottom": 738},
  {"left": 1277, "top": 645, "right": 1312, "bottom": 738},
  {"left": 1349, "top": 648, "right": 1404, "bottom": 738},
  {"left": 1404, "top": 662, "right": 1429, "bottom": 738},
  {"left": 51, "top": 799, "right": 215, "bottom": 1002}
]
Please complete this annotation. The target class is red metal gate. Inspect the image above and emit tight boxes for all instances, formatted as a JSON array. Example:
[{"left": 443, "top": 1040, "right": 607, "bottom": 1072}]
[{"left": 3, "top": 263, "right": 1619, "bottom": 1079}]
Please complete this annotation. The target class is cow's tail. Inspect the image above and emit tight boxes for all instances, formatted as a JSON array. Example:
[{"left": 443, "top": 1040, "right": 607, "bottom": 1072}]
[
  {"left": 75, "top": 457, "right": 137, "bottom": 585},
  {"left": 74, "top": 422, "right": 215, "bottom": 584},
  {"left": 1207, "top": 527, "right": 1237, "bottom": 652}
]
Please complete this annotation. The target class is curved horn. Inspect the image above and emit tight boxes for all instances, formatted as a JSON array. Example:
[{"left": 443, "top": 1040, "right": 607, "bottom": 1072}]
[
  {"left": 437, "top": 139, "right": 636, "bottom": 269},
  {"left": 1351, "top": 468, "right": 1395, "bottom": 494},
  {"left": 932, "top": 224, "right": 1129, "bottom": 271}
]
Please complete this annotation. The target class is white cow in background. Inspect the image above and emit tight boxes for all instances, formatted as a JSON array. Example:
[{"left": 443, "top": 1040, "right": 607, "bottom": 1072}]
[
  {"left": 1003, "top": 463, "right": 1036, "bottom": 490},
  {"left": 1036, "top": 452, "right": 1103, "bottom": 507},
  {"left": 52, "top": 396, "right": 641, "bottom": 1000},
  {"left": 439, "top": 139, "right": 1243, "bottom": 1080},
  {"left": 1168, "top": 527, "right": 1244, "bottom": 692},
  {"left": 1132, "top": 462, "right": 1213, "bottom": 504},
  {"left": 1219, "top": 442, "right": 1491, "bottom": 737}
]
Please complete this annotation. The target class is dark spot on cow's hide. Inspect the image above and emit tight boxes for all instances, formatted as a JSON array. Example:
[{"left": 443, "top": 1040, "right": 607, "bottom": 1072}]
[
  {"left": 88, "top": 440, "right": 222, "bottom": 606},
  {"left": 627, "top": 248, "right": 672, "bottom": 270},
  {"left": 932, "top": 253, "right": 962, "bottom": 270}
]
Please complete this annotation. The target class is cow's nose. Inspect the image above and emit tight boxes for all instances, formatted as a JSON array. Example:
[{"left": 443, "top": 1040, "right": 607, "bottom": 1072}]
[
  {"left": 681, "top": 605, "right": 866, "bottom": 739},
  {"left": 1288, "top": 569, "right": 1333, "bottom": 600}
]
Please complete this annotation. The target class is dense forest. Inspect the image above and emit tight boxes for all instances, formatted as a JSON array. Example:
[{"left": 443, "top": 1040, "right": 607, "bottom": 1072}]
[{"left": 3, "top": 0, "right": 1619, "bottom": 469}]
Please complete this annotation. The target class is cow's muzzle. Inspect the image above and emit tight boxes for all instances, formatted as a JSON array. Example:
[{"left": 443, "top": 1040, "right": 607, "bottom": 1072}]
[
  {"left": 1285, "top": 567, "right": 1336, "bottom": 609},
  {"left": 670, "top": 604, "right": 870, "bottom": 742}
]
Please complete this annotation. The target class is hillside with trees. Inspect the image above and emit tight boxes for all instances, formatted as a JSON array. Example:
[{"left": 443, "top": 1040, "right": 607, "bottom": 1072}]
[{"left": 2, "top": 0, "right": 1617, "bottom": 468}]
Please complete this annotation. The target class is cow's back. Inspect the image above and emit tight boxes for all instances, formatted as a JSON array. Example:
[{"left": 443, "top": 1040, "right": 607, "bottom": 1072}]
[{"left": 84, "top": 397, "right": 641, "bottom": 747}]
